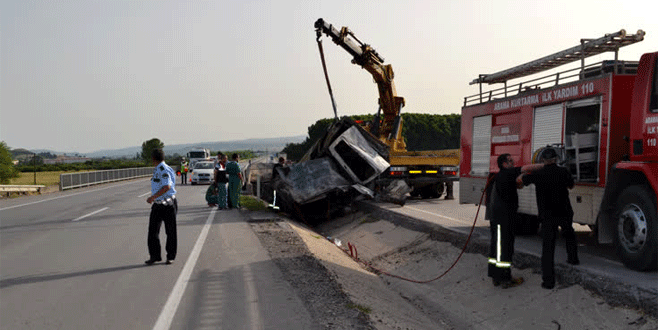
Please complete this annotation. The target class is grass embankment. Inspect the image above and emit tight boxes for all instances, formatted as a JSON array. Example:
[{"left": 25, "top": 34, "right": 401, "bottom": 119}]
[
  {"left": 9, "top": 171, "right": 78, "bottom": 186},
  {"left": 239, "top": 195, "right": 268, "bottom": 211}
]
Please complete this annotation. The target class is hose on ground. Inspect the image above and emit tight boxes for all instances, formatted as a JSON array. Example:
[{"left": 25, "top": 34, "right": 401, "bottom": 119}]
[{"left": 334, "top": 177, "right": 493, "bottom": 283}]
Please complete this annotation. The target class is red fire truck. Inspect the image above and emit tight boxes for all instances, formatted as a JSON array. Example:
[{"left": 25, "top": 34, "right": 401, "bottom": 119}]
[{"left": 459, "top": 29, "right": 657, "bottom": 271}]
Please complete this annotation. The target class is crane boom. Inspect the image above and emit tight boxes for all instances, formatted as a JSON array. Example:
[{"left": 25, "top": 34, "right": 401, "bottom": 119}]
[{"left": 315, "top": 18, "right": 406, "bottom": 151}]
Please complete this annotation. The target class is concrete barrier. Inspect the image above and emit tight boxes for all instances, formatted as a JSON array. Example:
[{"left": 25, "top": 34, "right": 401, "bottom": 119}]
[{"left": 0, "top": 185, "right": 46, "bottom": 197}]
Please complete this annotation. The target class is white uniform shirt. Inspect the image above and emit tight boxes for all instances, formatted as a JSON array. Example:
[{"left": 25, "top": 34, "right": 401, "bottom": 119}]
[{"left": 151, "top": 161, "right": 177, "bottom": 201}]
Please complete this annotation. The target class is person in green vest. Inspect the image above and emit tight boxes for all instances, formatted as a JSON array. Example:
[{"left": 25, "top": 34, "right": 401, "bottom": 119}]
[
  {"left": 180, "top": 158, "right": 189, "bottom": 185},
  {"left": 226, "top": 153, "right": 243, "bottom": 209}
]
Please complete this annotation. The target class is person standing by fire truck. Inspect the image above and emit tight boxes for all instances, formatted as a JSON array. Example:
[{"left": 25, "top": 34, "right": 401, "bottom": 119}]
[
  {"left": 487, "top": 154, "right": 543, "bottom": 288},
  {"left": 518, "top": 148, "right": 579, "bottom": 289}
]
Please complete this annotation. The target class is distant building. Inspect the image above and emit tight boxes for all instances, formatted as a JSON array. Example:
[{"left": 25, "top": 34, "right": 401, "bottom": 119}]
[{"left": 43, "top": 155, "right": 91, "bottom": 164}]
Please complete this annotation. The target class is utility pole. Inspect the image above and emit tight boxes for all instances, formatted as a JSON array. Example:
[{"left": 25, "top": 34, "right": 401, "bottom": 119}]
[{"left": 33, "top": 153, "right": 37, "bottom": 185}]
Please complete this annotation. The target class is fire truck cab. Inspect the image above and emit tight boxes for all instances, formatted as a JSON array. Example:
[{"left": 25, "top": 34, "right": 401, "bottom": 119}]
[{"left": 459, "top": 29, "right": 657, "bottom": 271}]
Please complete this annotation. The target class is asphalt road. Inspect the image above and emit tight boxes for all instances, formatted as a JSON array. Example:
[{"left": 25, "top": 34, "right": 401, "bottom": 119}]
[{"left": 0, "top": 178, "right": 315, "bottom": 330}]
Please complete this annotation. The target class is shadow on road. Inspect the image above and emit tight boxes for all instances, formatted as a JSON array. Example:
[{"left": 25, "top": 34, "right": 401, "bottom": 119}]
[{"left": 0, "top": 264, "right": 148, "bottom": 289}]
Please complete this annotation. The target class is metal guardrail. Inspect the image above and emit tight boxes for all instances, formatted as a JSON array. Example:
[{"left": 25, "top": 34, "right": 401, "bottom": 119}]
[{"left": 59, "top": 167, "right": 154, "bottom": 191}]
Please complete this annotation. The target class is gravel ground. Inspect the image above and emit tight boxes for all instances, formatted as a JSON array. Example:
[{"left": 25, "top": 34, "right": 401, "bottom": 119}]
[{"left": 250, "top": 218, "right": 375, "bottom": 330}]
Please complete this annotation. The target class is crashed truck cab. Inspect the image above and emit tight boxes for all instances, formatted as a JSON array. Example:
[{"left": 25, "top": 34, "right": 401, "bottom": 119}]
[{"left": 270, "top": 117, "right": 404, "bottom": 223}]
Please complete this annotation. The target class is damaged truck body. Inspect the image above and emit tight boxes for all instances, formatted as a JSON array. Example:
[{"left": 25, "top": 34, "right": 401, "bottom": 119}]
[{"left": 269, "top": 117, "right": 406, "bottom": 224}]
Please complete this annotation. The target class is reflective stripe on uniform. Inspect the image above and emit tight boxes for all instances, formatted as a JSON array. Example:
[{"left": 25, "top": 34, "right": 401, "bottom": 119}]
[
  {"left": 495, "top": 224, "right": 511, "bottom": 268},
  {"left": 496, "top": 261, "right": 511, "bottom": 268},
  {"left": 496, "top": 224, "right": 502, "bottom": 263},
  {"left": 488, "top": 258, "right": 497, "bottom": 264}
]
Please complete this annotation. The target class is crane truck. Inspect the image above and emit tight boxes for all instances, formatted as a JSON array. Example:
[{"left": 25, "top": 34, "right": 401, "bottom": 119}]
[
  {"left": 314, "top": 18, "right": 459, "bottom": 199},
  {"left": 459, "top": 29, "right": 657, "bottom": 271}
]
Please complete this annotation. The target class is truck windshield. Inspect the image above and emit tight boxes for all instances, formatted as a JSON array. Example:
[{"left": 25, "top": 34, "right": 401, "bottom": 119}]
[{"left": 188, "top": 152, "right": 207, "bottom": 158}]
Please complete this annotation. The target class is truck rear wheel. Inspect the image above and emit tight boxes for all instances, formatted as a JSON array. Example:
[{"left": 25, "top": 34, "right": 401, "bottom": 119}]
[
  {"left": 421, "top": 183, "right": 444, "bottom": 199},
  {"left": 614, "top": 186, "right": 658, "bottom": 271}
]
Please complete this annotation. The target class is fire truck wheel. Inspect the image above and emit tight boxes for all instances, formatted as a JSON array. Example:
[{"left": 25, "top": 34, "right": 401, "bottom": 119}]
[
  {"left": 410, "top": 188, "right": 421, "bottom": 198},
  {"left": 614, "top": 185, "right": 658, "bottom": 271}
]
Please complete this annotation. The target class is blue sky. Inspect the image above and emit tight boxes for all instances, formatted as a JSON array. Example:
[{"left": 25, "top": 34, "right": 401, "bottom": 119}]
[{"left": 1, "top": 0, "right": 656, "bottom": 153}]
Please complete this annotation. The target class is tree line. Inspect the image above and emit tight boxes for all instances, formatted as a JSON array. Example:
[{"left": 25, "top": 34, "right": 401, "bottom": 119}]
[{"left": 281, "top": 113, "right": 461, "bottom": 161}]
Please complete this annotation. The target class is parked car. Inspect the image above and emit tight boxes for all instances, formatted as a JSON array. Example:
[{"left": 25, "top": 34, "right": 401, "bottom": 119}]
[{"left": 190, "top": 161, "right": 215, "bottom": 185}]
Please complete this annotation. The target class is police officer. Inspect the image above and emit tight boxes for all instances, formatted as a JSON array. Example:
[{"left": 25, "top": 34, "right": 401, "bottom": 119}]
[
  {"left": 180, "top": 157, "right": 188, "bottom": 185},
  {"left": 145, "top": 149, "right": 178, "bottom": 265},
  {"left": 518, "top": 147, "right": 578, "bottom": 289}
]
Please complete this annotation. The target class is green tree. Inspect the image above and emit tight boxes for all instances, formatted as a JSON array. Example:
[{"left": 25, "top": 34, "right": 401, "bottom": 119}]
[
  {"left": 141, "top": 138, "right": 165, "bottom": 164},
  {"left": 281, "top": 113, "right": 461, "bottom": 161},
  {"left": 0, "top": 141, "right": 20, "bottom": 184}
]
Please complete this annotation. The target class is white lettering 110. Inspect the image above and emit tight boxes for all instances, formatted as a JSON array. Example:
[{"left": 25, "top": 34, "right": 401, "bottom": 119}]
[{"left": 581, "top": 82, "right": 594, "bottom": 94}]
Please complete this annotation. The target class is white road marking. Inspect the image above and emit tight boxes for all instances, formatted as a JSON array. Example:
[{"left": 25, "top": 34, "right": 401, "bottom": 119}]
[
  {"left": 0, "top": 180, "right": 146, "bottom": 211},
  {"left": 152, "top": 209, "right": 216, "bottom": 330},
  {"left": 138, "top": 192, "right": 151, "bottom": 197},
  {"left": 72, "top": 207, "right": 109, "bottom": 222},
  {"left": 406, "top": 206, "right": 475, "bottom": 225}
]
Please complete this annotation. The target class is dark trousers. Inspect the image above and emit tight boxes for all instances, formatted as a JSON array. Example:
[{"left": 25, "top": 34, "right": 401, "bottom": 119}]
[
  {"left": 181, "top": 173, "right": 187, "bottom": 185},
  {"left": 148, "top": 199, "right": 178, "bottom": 260},
  {"left": 488, "top": 210, "right": 516, "bottom": 281},
  {"left": 540, "top": 215, "right": 578, "bottom": 285}
]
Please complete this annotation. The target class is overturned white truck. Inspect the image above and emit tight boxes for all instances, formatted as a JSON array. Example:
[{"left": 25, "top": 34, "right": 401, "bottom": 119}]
[{"left": 267, "top": 117, "right": 408, "bottom": 224}]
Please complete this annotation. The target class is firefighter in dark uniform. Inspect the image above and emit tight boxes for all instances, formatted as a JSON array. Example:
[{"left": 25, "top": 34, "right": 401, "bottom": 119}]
[
  {"left": 518, "top": 147, "right": 579, "bottom": 289},
  {"left": 487, "top": 153, "right": 543, "bottom": 288},
  {"left": 145, "top": 149, "right": 178, "bottom": 265}
]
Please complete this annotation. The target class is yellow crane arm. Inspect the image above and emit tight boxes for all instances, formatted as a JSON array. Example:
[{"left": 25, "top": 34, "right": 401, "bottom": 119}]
[{"left": 315, "top": 18, "right": 406, "bottom": 151}]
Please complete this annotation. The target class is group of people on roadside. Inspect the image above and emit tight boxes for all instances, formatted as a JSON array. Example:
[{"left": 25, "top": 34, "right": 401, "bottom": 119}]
[
  {"left": 205, "top": 152, "right": 243, "bottom": 210},
  {"left": 486, "top": 148, "right": 578, "bottom": 290}
]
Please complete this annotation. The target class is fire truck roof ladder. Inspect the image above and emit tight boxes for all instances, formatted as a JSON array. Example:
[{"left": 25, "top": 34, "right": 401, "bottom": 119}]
[{"left": 470, "top": 29, "right": 645, "bottom": 85}]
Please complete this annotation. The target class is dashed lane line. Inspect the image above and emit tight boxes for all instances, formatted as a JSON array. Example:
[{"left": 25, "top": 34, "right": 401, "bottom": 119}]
[{"left": 72, "top": 207, "right": 109, "bottom": 222}]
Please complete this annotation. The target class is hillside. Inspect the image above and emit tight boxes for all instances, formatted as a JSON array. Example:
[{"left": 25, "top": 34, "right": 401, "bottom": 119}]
[{"left": 10, "top": 135, "right": 307, "bottom": 159}]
